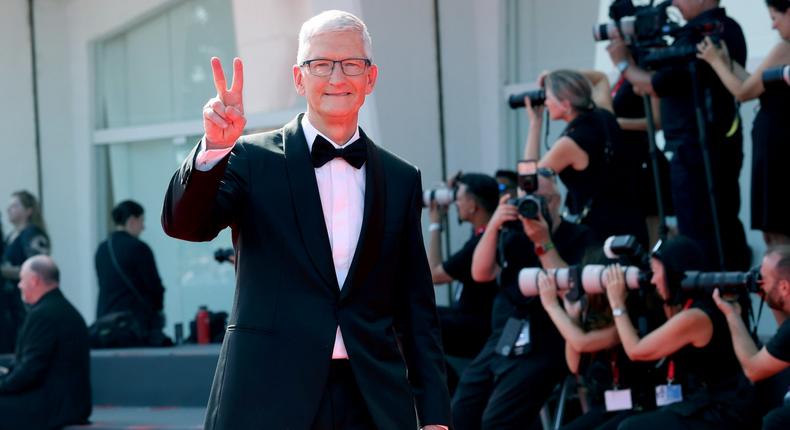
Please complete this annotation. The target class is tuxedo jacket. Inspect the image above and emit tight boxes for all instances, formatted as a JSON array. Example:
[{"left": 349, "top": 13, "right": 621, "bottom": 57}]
[{"left": 162, "top": 114, "right": 451, "bottom": 429}]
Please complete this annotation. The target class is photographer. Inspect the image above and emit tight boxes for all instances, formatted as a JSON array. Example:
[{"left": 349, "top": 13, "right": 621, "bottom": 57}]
[
  {"left": 608, "top": 0, "right": 750, "bottom": 270},
  {"left": 712, "top": 246, "right": 790, "bottom": 429},
  {"left": 451, "top": 172, "right": 598, "bottom": 429},
  {"left": 537, "top": 260, "right": 666, "bottom": 429},
  {"left": 604, "top": 236, "right": 755, "bottom": 429},
  {"left": 427, "top": 173, "right": 500, "bottom": 360},
  {"left": 697, "top": 0, "right": 790, "bottom": 247},
  {"left": 523, "top": 69, "right": 648, "bottom": 247}
]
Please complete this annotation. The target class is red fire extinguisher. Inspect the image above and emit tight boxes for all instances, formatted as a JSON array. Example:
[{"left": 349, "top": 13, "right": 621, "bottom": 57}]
[{"left": 197, "top": 306, "right": 210, "bottom": 344}]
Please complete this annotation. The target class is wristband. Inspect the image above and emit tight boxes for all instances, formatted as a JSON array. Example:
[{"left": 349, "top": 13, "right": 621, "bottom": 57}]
[
  {"left": 617, "top": 60, "right": 630, "bottom": 74},
  {"left": 428, "top": 223, "right": 443, "bottom": 232},
  {"left": 534, "top": 241, "right": 555, "bottom": 256}
]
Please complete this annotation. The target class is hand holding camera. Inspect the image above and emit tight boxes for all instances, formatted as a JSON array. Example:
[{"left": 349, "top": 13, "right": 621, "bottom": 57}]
[
  {"left": 712, "top": 288, "right": 742, "bottom": 318},
  {"left": 490, "top": 194, "right": 518, "bottom": 230},
  {"left": 604, "top": 264, "right": 628, "bottom": 309},
  {"left": 537, "top": 270, "right": 560, "bottom": 309},
  {"left": 696, "top": 36, "right": 730, "bottom": 67}
]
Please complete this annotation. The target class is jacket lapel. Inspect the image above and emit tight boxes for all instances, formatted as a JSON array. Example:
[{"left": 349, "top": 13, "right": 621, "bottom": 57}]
[
  {"left": 340, "top": 129, "right": 385, "bottom": 300},
  {"left": 283, "top": 115, "right": 339, "bottom": 293}
]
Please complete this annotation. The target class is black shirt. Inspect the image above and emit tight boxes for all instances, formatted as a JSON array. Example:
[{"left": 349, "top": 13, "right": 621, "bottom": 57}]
[
  {"left": 651, "top": 7, "right": 747, "bottom": 148},
  {"left": 95, "top": 231, "right": 164, "bottom": 321},
  {"left": 492, "top": 221, "right": 598, "bottom": 353},
  {"left": 2, "top": 225, "right": 50, "bottom": 268},
  {"left": 442, "top": 231, "right": 499, "bottom": 321},
  {"left": 767, "top": 319, "right": 790, "bottom": 363}
]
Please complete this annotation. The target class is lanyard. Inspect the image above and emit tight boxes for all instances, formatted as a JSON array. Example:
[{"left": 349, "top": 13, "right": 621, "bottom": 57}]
[
  {"left": 475, "top": 225, "right": 487, "bottom": 236},
  {"left": 611, "top": 350, "right": 621, "bottom": 389},
  {"left": 666, "top": 299, "right": 695, "bottom": 383}
]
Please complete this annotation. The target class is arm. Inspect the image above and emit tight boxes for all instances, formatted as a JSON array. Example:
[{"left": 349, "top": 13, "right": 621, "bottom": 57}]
[
  {"left": 566, "top": 342, "right": 582, "bottom": 374},
  {"left": 427, "top": 204, "right": 452, "bottom": 284},
  {"left": 523, "top": 103, "right": 544, "bottom": 161},
  {"left": 539, "top": 136, "right": 588, "bottom": 174},
  {"left": 471, "top": 195, "right": 516, "bottom": 282},
  {"left": 616, "top": 96, "right": 662, "bottom": 131},
  {"left": 137, "top": 243, "right": 165, "bottom": 310},
  {"left": 607, "top": 38, "right": 656, "bottom": 96},
  {"left": 0, "top": 314, "right": 56, "bottom": 394},
  {"left": 580, "top": 70, "right": 614, "bottom": 113},
  {"left": 698, "top": 38, "right": 790, "bottom": 102},
  {"left": 713, "top": 289, "right": 790, "bottom": 382},
  {"left": 605, "top": 265, "right": 712, "bottom": 361},
  {"left": 393, "top": 170, "right": 451, "bottom": 427}
]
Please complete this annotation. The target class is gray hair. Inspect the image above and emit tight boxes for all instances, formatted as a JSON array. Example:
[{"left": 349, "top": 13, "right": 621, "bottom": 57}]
[
  {"left": 768, "top": 245, "right": 790, "bottom": 282},
  {"left": 545, "top": 70, "right": 595, "bottom": 113},
  {"left": 296, "top": 10, "right": 373, "bottom": 64},
  {"left": 25, "top": 255, "right": 60, "bottom": 285}
]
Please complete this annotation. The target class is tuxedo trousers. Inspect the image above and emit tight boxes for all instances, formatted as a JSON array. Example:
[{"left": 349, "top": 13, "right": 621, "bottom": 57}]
[{"left": 311, "top": 360, "right": 376, "bottom": 430}]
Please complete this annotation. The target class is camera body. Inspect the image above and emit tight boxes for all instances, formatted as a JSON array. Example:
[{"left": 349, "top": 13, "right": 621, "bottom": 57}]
[
  {"left": 508, "top": 195, "right": 545, "bottom": 220},
  {"left": 214, "top": 248, "right": 235, "bottom": 264},
  {"left": 508, "top": 89, "right": 546, "bottom": 110}
]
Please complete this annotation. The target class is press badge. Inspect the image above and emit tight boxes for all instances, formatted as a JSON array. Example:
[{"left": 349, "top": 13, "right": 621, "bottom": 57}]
[
  {"left": 655, "top": 383, "right": 683, "bottom": 406},
  {"left": 604, "top": 389, "right": 633, "bottom": 412},
  {"left": 512, "top": 320, "right": 531, "bottom": 355}
]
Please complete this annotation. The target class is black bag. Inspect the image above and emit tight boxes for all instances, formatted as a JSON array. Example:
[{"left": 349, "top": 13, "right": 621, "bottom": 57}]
[{"left": 89, "top": 311, "right": 148, "bottom": 348}]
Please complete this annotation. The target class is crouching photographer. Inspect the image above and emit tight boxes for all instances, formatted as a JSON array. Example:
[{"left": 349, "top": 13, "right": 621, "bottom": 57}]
[
  {"left": 451, "top": 170, "right": 598, "bottom": 429},
  {"left": 604, "top": 236, "right": 756, "bottom": 429},
  {"left": 712, "top": 246, "right": 790, "bottom": 430}
]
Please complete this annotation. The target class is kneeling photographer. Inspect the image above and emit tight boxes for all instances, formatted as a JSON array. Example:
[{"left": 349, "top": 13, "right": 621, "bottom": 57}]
[
  {"left": 604, "top": 236, "right": 755, "bottom": 429},
  {"left": 712, "top": 246, "right": 790, "bottom": 430},
  {"left": 607, "top": 0, "right": 750, "bottom": 270},
  {"left": 521, "top": 69, "right": 648, "bottom": 247},
  {"left": 451, "top": 169, "right": 598, "bottom": 429}
]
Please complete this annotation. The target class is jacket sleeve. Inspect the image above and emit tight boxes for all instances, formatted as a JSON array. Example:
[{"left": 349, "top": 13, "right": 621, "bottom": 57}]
[
  {"left": 161, "top": 139, "right": 250, "bottom": 242},
  {"left": 393, "top": 169, "right": 452, "bottom": 427},
  {"left": 0, "top": 313, "right": 56, "bottom": 394}
]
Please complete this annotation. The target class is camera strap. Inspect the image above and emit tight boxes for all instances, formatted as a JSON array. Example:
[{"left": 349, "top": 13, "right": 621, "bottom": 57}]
[
  {"left": 107, "top": 233, "right": 156, "bottom": 317},
  {"left": 605, "top": 349, "right": 634, "bottom": 411}
]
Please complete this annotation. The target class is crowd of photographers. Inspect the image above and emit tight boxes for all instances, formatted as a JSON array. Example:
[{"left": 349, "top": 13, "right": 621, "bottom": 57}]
[{"left": 426, "top": 0, "right": 790, "bottom": 428}]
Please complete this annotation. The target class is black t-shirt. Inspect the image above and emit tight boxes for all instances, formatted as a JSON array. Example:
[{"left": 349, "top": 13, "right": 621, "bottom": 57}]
[
  {"left": 442, "top": 231, "right": 499, "bottom": 321},
  {"left": 767, "top": 319, "right": 790, "bottom": 363},
  {"left": 491, "top": 221, "right": 599, "bottom": 353},
  {"left": 651, "top": 7, "right": 747, "bottom": 148}
]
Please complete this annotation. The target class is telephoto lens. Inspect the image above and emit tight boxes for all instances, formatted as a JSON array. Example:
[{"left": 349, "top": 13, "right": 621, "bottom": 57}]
[
  {"left": 518, "top": 264, "right": 643, "bottom": 297},
  {"left": 508, "top": 89, "right": 546, "bottom": 109},
  {"left": 422, "top": 187, "right": 457, "bottom": 207},
  {"left": 762, "top": 65, "right": 790, "bottom": 86}
]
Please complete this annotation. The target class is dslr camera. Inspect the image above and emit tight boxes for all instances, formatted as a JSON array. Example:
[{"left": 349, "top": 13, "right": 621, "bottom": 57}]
[
  {"left": 422, "top": 186, "right": 457, "bottom": 207},
  {"left": 507, "top": 160, "right": 548, "bottom": 221},
  {"left": 507, "top": 89, "right": 546, "bottom": 110}
]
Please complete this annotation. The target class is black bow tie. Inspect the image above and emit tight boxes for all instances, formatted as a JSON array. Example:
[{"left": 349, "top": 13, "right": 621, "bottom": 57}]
[{"left": 311, "top": 135, "right": 367, "bottom": 169}]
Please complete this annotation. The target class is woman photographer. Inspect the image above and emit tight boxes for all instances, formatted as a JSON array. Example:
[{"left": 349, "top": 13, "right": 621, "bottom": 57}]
[
  {"left": 537, "top": 258, "right": 665, "bottom": 429},
  {"left": 604, "top": 236, "right": 755, "bottom": 429},
  {"left": 697, "top": 0, "right": 790, "bottom": 247},
  {"left": 524, "top": 69, "right": 647, "bottom": 247}
]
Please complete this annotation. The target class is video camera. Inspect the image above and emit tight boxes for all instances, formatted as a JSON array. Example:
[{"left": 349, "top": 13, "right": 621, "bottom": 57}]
[
  {"left": 763, "top": 65, "right": 790, "bottom": 87},
  {"left": 516, "top": 234, "right": 762, "bottom": 298},
  {"left": 593, "top": 0, "right": 724, "bottom": 69}
]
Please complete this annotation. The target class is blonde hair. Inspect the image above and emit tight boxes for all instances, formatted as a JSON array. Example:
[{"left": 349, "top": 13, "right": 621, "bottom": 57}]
[{"left": 545, "top": 69, "right": 595, "bottom": 113}]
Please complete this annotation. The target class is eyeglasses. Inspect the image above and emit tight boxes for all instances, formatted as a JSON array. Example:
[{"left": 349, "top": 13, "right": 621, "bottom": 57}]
[{"left": 300, "top": 58, "right": 371, "bottom": 77}]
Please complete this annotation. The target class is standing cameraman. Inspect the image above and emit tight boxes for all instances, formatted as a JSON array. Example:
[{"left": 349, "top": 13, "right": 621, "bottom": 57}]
[
  {"left": 608, "top": 0, "right": 750, "bottom": 270},
  {"left": 427, "top": 174, "right": 500, "bottom": 366},
  {"left": 712, "top": 246, "right": 790, "bottom": 430},
  {"left": 451, "top": 173, "right": 598, "bottom": 429}
]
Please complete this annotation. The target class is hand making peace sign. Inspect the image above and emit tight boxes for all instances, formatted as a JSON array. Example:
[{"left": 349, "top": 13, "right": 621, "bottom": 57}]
[{"left": 203, "top": 57, "right": 246, "bottom": 150}]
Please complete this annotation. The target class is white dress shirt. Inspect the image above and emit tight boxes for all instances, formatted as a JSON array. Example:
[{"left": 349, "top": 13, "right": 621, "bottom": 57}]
[{"left": 195, "top": 117, "right": 365, "bottom": 359}]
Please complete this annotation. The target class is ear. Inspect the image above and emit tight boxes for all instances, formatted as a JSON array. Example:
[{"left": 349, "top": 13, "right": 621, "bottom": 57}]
[
  {"left": 293, "top": 64, "right": 306, "bottom": 96},
  {"left": 780, "top": 279, "right": 790, "bottom": 296},
  {"left": 365, "top": 64, "right": 378, "bottom": 95}
]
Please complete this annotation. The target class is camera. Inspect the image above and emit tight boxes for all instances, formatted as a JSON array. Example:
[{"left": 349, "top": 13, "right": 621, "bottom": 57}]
[
  {"left": 508, "top": 195, "right": 545, "bottom": 220},
  {"left": 518, "top": 264, "right": 646, "bottom": 298},
  {"left": 508, "top": 89, "right": 546, "bottom": 109},
  {"left": 680, "top": 268, "right": 762, "bottom": 294},
  {"left": 504, "top": 160, "right": 547, "bottom": 221},
  {"left": 422, "top": 187, "right": 457, "bottom": 207},
  {"left": 214, "top": 248, "right": 235, "bottom": 264},
  {"left": 763, "top": 65, "right": 790, "bottom": 87}
]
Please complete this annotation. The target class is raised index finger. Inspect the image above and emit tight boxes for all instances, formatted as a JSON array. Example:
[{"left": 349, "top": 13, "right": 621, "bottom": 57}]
[
  {"left": 211, "top": 57, "right": 228, "bottom": 95},
  {"left": 230, "top": 57, "right": 244, "bottom": 94}
]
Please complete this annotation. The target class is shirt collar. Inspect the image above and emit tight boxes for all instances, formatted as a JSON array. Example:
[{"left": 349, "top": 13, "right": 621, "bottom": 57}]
[{"left": 301, "top": 115, "right": 360, "bottom": 152}]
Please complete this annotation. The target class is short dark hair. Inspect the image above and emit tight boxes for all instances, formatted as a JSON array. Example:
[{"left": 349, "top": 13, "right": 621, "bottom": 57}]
[
  {"left": 28, "top": 256, "right": 60, "bottom": 285},
  {"left": 457, "top": 173, "right": 500, "bottom": 215},
  {"left": 768, "top": 245, "right": 790, "bottom": 282},
  {"left": 766, "top": 0, "right": 789, "bottom": 13},
  {"left": 111, "top": 200, "right": 144, "bottom": 226}
]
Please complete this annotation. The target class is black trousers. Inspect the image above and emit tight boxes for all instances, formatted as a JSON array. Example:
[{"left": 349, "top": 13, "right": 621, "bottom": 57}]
[
  {"left": 668, "top": 136, "right": 750, "bottom": 271},
  {"left": 452, "top": 338, "right": 566, "bottom": 430},
  {"left": 311, "top": 360, "right": 376, "bottom": 430}
]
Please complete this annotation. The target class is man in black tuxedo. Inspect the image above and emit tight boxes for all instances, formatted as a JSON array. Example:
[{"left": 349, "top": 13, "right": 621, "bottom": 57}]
[
  {"left": 162, "top": 10, "right": 451, "bottom": 430},
  {"left": 0, "top": 255, "right": 92, "bottom": 430}
]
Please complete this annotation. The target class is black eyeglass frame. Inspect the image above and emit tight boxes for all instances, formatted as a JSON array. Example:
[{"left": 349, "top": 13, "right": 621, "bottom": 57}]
[{"left": 299, "top": 58, "right": 372, "bottom": 77}]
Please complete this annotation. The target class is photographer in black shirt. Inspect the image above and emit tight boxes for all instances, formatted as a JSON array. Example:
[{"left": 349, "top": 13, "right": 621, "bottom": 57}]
[
  {"left": 427, "top": 173, "right": 501, "bottom": 359},
  {"left": 451, "top": 172, "right": 598, "bottom": 429},
  {"left": 712, "top": 246, "right": 790, "bottom": 430},
  {"left": 608, "top": 0, "right": 750, "bottom": 270}
]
